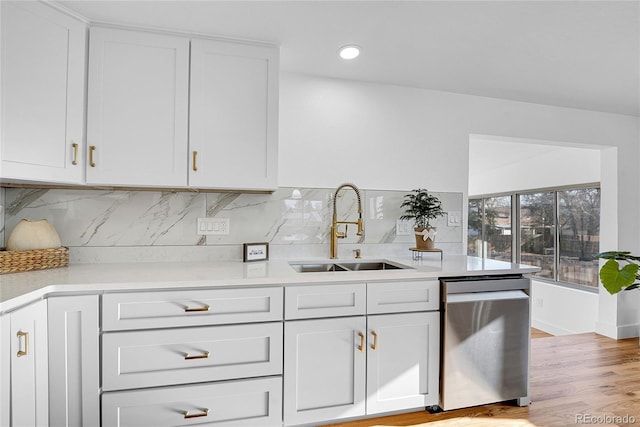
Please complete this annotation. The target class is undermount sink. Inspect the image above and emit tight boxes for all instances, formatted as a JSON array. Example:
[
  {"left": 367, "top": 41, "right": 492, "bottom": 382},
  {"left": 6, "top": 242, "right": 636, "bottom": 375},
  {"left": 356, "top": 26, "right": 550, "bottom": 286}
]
[
  {"left": 289, "top": 260, "right": 412, "bottom": 273},
  {"left": 338, "top": 262, "right": 403, "bottom": 271},
  {"left": 289, "top": 263, "right": 349, "bottom": 273}
]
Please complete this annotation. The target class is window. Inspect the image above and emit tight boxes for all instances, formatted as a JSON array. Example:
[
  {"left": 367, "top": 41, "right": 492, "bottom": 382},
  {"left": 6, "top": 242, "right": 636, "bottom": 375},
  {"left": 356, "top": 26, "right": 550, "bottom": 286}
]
[
  {"left": 469, "top": 185, "right": 600, "bottom": 290},
  {"left": 467, "top": 199, "right": 482, "bottom": 257},
  {"left": 557, "top": 188, "right": 600, "bottom": 287},
  {"left": 519, "top": 192, "right": 555, "bottom": 280},
  {"left": 485, "top": 196, "right": 512, "bottom": 262},
  {"left": 467, "top": 196, "right": 512, "bottom": 261}
]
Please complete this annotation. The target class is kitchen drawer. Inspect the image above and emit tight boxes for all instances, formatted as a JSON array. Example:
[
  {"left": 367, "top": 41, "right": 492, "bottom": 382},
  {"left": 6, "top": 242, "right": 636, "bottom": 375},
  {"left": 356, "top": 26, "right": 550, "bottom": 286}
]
[
  {"left": 367, "top": 280, "right": 439, "bottom": 314},
  {"left": 102, "top": 286, "right": 283, "bottom": 331},
  {"left": 102, "top": 376, "right": 282, "bottom": 427},
  {"left": 102, "top": 322, "right": 283, "bottom": 391},
  {"left": 285, "top": 283, "right": 366, "bottom": 320}
]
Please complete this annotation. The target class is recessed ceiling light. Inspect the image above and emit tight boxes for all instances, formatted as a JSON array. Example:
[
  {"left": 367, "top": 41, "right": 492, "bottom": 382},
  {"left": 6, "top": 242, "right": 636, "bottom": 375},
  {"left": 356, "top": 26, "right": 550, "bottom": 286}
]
[{"left": 339, "top": 45, "right": 361, "bottom": 60}]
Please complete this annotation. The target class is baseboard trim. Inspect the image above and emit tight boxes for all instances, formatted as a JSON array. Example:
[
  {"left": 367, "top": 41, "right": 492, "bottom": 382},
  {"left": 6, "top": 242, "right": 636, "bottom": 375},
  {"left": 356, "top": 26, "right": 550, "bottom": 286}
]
[
  {"left": 532, "top": 319, "right": 586, "bottom": 336},
  {"left": 595, "top": 321, "right": 640, "bottom": 339}
]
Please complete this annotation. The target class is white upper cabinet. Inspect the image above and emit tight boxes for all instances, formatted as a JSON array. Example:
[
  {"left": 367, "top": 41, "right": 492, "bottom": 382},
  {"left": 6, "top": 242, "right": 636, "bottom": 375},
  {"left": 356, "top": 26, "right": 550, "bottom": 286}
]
[
  {"left": 86, "top": 27, "right": 189, "bottom": 187},
  {"left": 1, "top": 1, "right": 86, "bottom": 184},
  {"left": 189, "top": 39, "right": 279, "bottom": 190}
]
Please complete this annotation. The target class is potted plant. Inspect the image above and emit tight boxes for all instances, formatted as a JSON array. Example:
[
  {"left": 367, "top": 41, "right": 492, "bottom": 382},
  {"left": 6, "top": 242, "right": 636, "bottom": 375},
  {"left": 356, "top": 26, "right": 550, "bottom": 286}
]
[
  {"left": 596, "top": 251, "right": 640, "bottom": 294},
  {"left": 400, "top": 189, "right": 445, "bottom": 250}
]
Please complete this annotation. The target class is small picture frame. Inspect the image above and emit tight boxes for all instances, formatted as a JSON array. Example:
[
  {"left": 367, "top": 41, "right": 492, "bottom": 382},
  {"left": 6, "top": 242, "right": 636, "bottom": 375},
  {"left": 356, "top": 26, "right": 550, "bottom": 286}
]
[{"left": 243, "top": 242, "right": 269, "bottom": 262}]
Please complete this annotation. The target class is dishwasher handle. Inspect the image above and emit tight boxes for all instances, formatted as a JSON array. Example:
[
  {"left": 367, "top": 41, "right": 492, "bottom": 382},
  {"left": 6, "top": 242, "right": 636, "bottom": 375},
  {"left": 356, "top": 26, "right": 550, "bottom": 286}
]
[
  {"left": 446, "top": 290, "right": 528, "bottom": 304},
  {"left": 442, "top": 277, "right": 530, "bottom": 294}
]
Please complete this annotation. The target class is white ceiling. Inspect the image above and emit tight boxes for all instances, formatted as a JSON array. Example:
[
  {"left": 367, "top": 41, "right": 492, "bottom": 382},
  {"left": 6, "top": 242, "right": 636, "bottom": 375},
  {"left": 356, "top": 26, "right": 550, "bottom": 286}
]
[{"left": 58, "top": 0, "right": 640, "bottom": 117}]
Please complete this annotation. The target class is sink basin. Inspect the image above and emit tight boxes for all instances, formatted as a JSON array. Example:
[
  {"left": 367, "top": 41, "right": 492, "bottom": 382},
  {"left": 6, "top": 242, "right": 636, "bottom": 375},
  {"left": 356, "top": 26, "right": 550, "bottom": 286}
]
[
  {"left": 289, "top": 263, "right": 349, "bottom": 273},
  {"left": 338, "top": 262, "right": 403, "bottom": 271},
  {"left": 289, "top": 260, "right": 412, "bottom": 273}
]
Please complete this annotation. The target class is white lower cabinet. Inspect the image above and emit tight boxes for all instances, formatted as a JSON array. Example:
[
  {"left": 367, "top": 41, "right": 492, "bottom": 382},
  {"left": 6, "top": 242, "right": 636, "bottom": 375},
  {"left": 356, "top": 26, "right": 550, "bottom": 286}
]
[
  {"left": 47, "top": 295, "right": 100, "bottom": 427},
  {"left": 100, "top": 286, "right": 285, "bottom": 427},
  {"left": 1, "top": 280, "right": 440, "bottom": 427},
  {"left": 0, "top": 314, "right": 11, "bottom": 427},
  {"left": 284, "top": 317, "right": 367, "bottom": 426},
  {"left": 1, "top": 300, "right": 49, "bottom": 427},
  {"left": 283, "top": 280, "right": 441, "bottom": 426},
  {"left": 366, "top": 312, "right": 440, "bottom": 414},
  {"left": 102, "top": 376, "right": 282, "bottom": 427}
]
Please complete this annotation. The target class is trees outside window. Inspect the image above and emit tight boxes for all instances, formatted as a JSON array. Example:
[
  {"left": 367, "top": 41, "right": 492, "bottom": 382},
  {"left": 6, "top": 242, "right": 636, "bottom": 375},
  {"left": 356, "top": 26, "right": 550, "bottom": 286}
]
[
  {"left": 469, "top": 185, "right": 600, "bottom": 290},
  {"left": 519, "top": 192, "right": 555, "bottom": 280},
  {"left": 558, "top": 188, "right": 600, "bottom": 287}
]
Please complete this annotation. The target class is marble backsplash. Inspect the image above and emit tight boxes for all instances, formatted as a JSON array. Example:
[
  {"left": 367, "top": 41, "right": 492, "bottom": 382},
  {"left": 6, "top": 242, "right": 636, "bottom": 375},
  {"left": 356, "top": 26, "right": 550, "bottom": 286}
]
[{"left": 1, "top": 186, "right": 463, "bottom": 263}]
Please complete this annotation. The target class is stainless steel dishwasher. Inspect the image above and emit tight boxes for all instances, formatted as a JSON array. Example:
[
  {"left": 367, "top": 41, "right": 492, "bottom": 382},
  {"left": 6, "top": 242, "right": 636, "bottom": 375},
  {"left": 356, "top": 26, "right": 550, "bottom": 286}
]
[{"left": 440, "top": 275, "right": 531, "bottom": 411}]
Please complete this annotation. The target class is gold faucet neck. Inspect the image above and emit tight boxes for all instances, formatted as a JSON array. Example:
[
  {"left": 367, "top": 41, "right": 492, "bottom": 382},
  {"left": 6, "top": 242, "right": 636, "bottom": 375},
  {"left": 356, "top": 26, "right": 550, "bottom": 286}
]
[
  {"left": 332, "top": 183, "right": 362, "bottom": 213},
  {"left": 330, "top": 183, "right": 364, "bottom": 259}
]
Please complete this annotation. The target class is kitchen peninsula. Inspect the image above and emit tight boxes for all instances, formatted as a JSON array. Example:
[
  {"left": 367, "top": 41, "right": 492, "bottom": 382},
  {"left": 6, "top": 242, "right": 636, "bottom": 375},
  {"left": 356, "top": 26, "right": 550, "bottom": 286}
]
[
  {"left": 1, "top": 255, "right": 539, "bottom": 426},
  {"left": 1, "top": 256, "right": 538, "bottom": 310}
]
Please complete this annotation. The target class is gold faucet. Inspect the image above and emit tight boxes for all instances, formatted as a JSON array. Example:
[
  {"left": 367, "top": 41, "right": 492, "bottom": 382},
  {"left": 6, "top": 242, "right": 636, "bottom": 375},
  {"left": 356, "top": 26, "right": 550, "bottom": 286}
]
[{"left": 330, "top": 183, "right": 364, "bottom": 259}]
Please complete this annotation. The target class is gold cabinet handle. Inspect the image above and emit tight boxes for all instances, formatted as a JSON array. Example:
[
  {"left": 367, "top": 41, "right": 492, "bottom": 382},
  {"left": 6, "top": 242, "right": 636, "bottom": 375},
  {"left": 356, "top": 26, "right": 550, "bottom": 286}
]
[
  {"left": 184, "top": 304, "right": 209, "bottom": 313},
  {"left": 358, "top": 331, "right": 365, "bottom": 352},
  {"left": 89, "top": 145, "right": 96, "bottom": 167},
  {"left": 371, "top": 331, "right": 378, "bottom": 350},
  {"left": 71, "top": 142, "right": 78, "bottom": 165},
  {"left": 16, "top": 331, "right": 28, "bottom": 357},
  {"left": 183, "top": 408, "right": 209, "bottom": 419},
  {"left": 192, "top": 151, "right": 198, "bottom": 171},
  {"left": 184, "top": 351, "right": 210, "bottom": 360}
]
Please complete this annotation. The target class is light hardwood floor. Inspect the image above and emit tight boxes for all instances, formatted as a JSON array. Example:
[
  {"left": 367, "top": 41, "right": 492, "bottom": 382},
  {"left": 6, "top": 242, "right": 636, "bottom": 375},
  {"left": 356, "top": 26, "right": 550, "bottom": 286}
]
[{"left": 323, "top": 330, "right": 640, "bottom": 427}]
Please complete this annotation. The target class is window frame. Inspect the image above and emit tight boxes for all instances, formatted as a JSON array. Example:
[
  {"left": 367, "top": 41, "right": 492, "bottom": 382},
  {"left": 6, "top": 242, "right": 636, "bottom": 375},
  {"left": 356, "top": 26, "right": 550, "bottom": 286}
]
[{"left": 469, "top": 182, "right": 600, "bottom": 293}]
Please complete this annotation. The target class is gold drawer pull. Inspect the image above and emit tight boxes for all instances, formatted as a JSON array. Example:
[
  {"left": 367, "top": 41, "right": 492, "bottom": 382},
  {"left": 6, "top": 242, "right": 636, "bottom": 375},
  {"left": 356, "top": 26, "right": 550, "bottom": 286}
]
[
  {"left": 16, "top": 331, "right": 28, "bottom": 357},
  {"left": 192, "top": 150, "right": 198, "bottom": 171},
  {"left": 357, "top": 331, "right": 365, "bottom": 352},
  {"left": 71, "top": 142, "right": 78, "bottom": 165},
  {"left": 89, "top": 145, "right": 96, "bottom": 167},
  {"left": 183, "top": 408, "right": 209, "bottom": 419},
  {"left": 371, "top": 331, "right": 378, "bottom": 350},
  {"left": 184, "top": 351, "right": 210, "bottom": 360},
  {"left": 184, "top": 304, "right": 209, "bottom": 313}
]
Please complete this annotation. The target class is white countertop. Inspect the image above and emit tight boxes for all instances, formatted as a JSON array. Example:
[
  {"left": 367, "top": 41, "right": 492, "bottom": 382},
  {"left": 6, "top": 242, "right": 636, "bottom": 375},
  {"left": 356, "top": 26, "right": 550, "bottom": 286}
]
[{"left": 0, "top": 255, "right": 540, "bottom": 313}]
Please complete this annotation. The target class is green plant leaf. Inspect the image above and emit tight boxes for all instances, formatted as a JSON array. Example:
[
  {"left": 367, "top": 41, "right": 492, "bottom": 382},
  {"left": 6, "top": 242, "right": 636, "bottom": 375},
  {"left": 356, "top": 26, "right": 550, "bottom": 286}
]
[
  {"left": 595, "top": 251, "right": 640, "bottom": 261},
  {"left": 599, "top": 259, "right": 639, "bottom": 295}
]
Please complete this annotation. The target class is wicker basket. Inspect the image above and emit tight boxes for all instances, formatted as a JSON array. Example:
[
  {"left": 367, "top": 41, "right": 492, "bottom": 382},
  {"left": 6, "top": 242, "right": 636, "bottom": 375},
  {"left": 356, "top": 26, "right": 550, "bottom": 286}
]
[{"left": 0, "top": 247, "right": 69, "bottom": 274}]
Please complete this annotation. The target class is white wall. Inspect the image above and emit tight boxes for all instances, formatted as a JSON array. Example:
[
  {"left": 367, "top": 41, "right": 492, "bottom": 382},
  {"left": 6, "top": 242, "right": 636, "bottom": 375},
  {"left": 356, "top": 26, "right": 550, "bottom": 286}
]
[
  {"left": 531, "top": 280, "right": 598, "bottom": 335},
  {"left": 468, "top": 136, "right": 601, "bottom": 195},
  {"left": 279, "top": 72, "right": 640, "bottom": 338},
  {"left": 468, "top": 136, "right": 602, "bottom": 336}
]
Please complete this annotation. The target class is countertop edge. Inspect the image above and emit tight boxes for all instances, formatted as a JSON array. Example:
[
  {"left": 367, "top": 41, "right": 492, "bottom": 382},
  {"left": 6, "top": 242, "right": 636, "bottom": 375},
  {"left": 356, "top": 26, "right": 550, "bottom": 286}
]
[{"left": 0, "top": 256, "right": 540, "bottom": 314}]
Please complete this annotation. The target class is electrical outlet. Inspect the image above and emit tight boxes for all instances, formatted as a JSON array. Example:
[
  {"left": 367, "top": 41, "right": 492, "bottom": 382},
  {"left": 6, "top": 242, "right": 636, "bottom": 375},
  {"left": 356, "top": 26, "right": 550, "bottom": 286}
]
[
  {"left": 447, "top": 211, "right": 462, "bottom": 227},
  {"left": 534, "top": 298, "right": 543, "bottom": 308},
  {"left": 396, "top": 220, "right": 413, "bottom": 236},
  {"left": 197, "top": 218, "right": 230, "bottom": 235}
]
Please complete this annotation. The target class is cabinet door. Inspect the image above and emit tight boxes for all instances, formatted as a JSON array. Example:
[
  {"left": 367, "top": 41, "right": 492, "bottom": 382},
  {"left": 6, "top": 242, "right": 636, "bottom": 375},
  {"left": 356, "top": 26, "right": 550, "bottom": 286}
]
[
  {"left": 284, "top": 317, "right": 366, "bottom": 426},
  {"left": 1, "top": 1, "right": 86, "bottom": 184},
  {"left": 10, "top": 299, "right": 49, "bottom": 427},
  {"left": 87, "top": 27, "right": 189, "bottom": 187},
  {"left": 0, "top": 315, "right": 9, "bottom": 427},
  {"left": 366, "top": 312, "right": 440, "bottom": 414},
  {"left": 48, "top": 295, "right": 100, "bottom": 427},
  {"left": 189, "top": 39, "right": 278, "bottom": 190}
]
